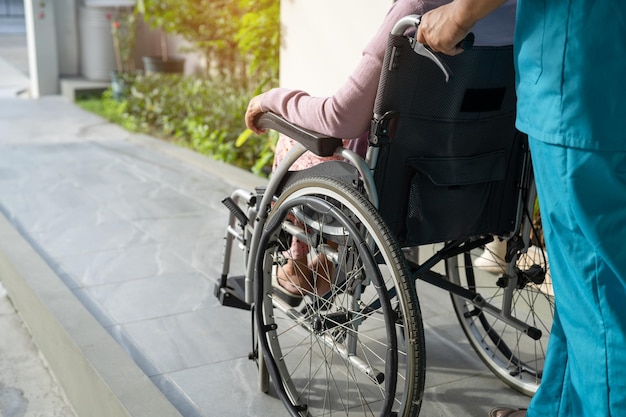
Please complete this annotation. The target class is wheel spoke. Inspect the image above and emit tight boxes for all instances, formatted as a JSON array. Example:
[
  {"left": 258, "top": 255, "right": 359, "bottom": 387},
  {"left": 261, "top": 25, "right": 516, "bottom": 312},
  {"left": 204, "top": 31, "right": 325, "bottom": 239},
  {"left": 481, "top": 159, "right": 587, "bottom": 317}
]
[
  {"left": 256, "top": 177, "right": 425, "bottom": 417},
  {"left": 446, "top": 238, "right": 553, "bottom": 396}
]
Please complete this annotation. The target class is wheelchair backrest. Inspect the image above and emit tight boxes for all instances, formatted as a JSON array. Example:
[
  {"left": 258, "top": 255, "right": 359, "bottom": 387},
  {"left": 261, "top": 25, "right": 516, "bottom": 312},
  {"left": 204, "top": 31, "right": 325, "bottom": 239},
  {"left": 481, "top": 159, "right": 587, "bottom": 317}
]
[{"left": 370, "top": 34, "right": 528, "bottom": 246}]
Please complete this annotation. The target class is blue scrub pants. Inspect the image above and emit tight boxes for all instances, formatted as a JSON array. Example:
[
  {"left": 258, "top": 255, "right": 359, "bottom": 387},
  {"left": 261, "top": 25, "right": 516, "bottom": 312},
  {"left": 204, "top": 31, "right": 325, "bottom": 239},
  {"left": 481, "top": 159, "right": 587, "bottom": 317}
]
[{"left": 527, "top": 138, "right": 626, "bottom": 416}]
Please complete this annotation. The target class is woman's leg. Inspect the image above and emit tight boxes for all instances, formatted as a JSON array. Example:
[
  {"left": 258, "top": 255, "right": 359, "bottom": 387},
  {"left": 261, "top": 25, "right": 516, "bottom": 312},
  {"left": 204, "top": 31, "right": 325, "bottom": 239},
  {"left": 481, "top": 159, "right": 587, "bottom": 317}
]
[
  {"left": 276, "top": 235, "right": 313, "bottom": 295},
  {"left": 276, "top": 236, "right": 335, "bottom": 297}
]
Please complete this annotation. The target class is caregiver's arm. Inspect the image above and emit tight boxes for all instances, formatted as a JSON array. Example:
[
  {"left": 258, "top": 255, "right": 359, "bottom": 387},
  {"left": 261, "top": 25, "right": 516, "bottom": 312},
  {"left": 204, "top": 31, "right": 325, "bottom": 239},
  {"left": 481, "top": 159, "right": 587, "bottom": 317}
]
[{"left": 417, "top": 0, "right": 507, "bottom": 55}]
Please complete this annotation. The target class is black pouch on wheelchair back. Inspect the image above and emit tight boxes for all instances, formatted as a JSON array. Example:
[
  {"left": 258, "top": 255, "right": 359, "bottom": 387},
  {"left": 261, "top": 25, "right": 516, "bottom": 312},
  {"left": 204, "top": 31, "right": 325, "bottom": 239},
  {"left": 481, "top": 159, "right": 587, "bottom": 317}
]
[{"left": 371, "top": 36, "right": 528, "bottom": 246}]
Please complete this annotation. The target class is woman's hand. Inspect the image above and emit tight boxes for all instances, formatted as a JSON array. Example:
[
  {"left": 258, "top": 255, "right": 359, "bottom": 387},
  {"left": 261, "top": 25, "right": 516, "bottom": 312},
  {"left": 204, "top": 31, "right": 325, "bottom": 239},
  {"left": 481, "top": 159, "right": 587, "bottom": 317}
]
[{"left": 245, "top": 95, "right": 267, "bottom": 135}]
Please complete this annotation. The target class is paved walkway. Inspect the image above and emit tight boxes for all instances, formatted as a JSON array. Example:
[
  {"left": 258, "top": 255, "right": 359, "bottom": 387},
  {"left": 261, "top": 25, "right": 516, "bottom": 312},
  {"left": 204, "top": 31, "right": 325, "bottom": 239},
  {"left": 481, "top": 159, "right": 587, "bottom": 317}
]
[{"left": 0, "top": 32, "right": 529, "bottom": 417}]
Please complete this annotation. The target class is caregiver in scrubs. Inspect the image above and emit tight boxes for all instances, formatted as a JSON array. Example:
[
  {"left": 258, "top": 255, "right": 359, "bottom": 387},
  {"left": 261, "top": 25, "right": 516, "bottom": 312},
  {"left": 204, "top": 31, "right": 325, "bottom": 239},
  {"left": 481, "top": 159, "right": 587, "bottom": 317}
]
[{"left": 418, "top": 1, "right": 626, "bottom": 416}]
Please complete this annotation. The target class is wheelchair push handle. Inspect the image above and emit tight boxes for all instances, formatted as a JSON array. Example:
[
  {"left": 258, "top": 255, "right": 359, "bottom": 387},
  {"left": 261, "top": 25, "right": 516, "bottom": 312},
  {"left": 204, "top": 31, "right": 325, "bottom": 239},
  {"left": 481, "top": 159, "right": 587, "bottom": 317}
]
[
  {"left": 393, "top": 14, "right": 474, "bottom": 82},
  {"left": 458, "top": 32, "right": 475, "bottom": 50}
]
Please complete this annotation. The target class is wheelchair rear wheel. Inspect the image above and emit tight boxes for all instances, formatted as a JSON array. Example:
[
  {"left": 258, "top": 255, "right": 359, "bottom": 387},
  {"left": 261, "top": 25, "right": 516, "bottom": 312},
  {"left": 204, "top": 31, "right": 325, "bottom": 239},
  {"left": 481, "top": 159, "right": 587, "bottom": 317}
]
[
  {"left": 446, "top": 237, "right": 553, "bottom": 396},
  {"left": 255, "top": 176, "right": 425, "bottom": 417}
]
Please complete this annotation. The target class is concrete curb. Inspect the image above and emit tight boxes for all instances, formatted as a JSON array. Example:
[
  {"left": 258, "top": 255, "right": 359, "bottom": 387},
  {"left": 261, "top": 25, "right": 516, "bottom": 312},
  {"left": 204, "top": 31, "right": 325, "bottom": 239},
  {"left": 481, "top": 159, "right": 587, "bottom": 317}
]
[{"left": 0, "top": 212, "right": 184, "bottom": 417}]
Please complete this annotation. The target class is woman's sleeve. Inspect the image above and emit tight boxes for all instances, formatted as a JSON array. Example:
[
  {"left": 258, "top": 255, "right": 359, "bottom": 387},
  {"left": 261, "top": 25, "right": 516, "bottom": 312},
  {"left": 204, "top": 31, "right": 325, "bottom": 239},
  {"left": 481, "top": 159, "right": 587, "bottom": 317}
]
[
  {"left": 260, "top": 57, "right": 379, "bottom": 140},
  {"left": 260, "top": 0, "right": 421, "bottom": 140}
]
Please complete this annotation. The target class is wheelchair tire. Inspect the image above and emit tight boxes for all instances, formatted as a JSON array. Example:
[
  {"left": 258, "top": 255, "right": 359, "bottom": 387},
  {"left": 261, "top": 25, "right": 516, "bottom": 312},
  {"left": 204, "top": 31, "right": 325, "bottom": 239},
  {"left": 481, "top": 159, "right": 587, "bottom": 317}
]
[
  {"left": 255, "top": 176, "right": 425, "bottom": 417},
  {"left": 446, "top": 237, "right": 554, "bottom": 396},
  {"left": 257, "top": 342, "right": 270, "bottom": 393}
]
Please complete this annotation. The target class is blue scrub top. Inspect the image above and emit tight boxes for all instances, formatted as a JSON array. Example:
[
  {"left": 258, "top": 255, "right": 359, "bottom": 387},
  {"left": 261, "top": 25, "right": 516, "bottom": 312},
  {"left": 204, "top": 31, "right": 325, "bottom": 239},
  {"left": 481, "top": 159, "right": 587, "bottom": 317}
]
[{"left": 514, "top": 0, "right": 626, "bottom": 151}]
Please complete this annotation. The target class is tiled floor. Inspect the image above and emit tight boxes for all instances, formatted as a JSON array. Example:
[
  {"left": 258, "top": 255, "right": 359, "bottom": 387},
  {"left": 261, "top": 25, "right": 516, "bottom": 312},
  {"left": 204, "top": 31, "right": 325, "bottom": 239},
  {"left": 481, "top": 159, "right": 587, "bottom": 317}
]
[{"left": 0, "top": 96, "right": 530, "bottom": 417}]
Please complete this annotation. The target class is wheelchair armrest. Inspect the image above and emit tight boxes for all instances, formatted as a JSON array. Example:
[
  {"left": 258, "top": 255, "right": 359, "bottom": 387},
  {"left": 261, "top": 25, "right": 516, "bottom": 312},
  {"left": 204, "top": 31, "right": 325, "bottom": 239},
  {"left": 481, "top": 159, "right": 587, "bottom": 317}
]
[{"left": 255, "top": 112, "right": 343, "bottom": 157}]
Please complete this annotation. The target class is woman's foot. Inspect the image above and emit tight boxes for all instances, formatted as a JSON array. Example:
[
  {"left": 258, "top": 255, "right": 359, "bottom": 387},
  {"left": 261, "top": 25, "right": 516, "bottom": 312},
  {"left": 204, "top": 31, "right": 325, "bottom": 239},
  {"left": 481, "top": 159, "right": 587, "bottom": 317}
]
[
  {"left": 272, "top": 258, "right": 311, "bottom": 306},
  {"left": 309, "top": 253, "right": 334, "bottom": 296},
  {"left": 489, "top": 408, "right": 526, "bottom": 417},
  {"left": 276, "top": 258, "right": 313, "bottom": 295},
  {"left": 475, "top": 238, "right": 507, "bottom": 273},
  {"left": 274, "top": 254, "right": 335, "bottom": 299}
]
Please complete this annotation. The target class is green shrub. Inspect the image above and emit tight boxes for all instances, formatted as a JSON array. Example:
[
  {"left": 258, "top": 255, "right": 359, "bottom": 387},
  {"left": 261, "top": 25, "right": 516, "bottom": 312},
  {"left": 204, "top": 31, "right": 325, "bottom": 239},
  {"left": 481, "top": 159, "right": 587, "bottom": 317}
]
[
  {"left": 78, "top": 74, "right": 276, "bottom": 176},
  {"left": 237, "top": 0, "right": 280, "bottom": 84},
  {"left": 137, "top": 0, "right": 244, "bottom": 77},
  {"left": 76, "top": 89, "right": 138, "bottom": 132},
  {"left": 79, "top": 0, "right": 281, "bottom": 176}
]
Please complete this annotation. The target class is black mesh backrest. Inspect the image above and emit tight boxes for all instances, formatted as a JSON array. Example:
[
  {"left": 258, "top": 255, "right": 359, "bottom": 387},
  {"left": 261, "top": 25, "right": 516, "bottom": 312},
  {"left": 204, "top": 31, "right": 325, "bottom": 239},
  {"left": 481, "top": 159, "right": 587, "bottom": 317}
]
[
  {"left": 371, "top": 34, "right": 527, "bottom": 246},
  {"left": 374, "top": 35, "right": 517, "bottom": 122}
]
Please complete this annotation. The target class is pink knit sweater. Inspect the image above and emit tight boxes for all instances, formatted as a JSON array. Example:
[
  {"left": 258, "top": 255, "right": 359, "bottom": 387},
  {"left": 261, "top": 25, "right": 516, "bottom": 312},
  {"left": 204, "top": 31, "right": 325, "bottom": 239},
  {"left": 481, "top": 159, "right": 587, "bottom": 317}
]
[{"left": 263, "top": 0, "right": 517, "bottom": 171}]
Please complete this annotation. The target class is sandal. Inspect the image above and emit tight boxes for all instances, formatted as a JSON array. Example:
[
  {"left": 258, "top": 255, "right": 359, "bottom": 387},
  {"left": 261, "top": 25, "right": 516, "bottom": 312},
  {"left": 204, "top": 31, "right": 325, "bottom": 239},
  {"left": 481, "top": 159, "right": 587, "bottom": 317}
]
[{"left": 271, "top": 265, "right": 304, "bottom": 307}]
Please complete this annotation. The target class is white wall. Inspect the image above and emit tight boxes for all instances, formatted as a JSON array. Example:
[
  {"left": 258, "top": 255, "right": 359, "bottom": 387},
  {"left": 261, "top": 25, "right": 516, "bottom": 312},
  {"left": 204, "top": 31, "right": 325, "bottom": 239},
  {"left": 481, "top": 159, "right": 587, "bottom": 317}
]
[
  {"left": 279, "top": 0, "right": 393, "bottom": 96},
  {"left": 25, "top": 0, "right": 59, "bottom": 96},
  {"left": 54, "top": 0, "right": 79, "bottom": 76}
]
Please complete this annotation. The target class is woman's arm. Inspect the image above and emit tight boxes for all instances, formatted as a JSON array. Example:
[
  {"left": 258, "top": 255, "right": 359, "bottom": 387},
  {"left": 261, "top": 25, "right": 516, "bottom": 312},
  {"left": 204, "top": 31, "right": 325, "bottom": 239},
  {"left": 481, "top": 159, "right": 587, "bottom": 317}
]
[{"left": 245, "top": 0, "right": 425, "bottom": 139}]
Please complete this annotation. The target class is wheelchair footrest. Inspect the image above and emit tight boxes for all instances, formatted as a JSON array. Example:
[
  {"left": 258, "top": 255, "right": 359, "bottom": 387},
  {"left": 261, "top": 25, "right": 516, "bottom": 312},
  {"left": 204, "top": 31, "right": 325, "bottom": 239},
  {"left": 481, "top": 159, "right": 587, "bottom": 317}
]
[{"left": 213, "top": 275, "right": 251, "bottom": 311}]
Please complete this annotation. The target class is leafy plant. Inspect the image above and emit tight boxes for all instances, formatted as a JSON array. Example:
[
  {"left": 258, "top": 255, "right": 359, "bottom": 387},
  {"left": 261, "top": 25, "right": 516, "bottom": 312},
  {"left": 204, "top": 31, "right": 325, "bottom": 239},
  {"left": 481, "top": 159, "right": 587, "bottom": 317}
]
[
  {"left": 107, "top": 7, "right": 137, "bottom": 74},
  {"left": 79, "top": 73, "right": 275, "bottom": 175},
  {"left": 236, "top": 0, "right": 280, "bottom": 83},
  {"left": 136, "top": 0, "right": 279, "bottom": 84},
  {"left": 76, "top": 89, "right": 138, "bottom": 131},
  {"left": 80, "top": 0, "right": 282, "bottom": 176},
  {"left": 136, "top": 0, "right": 244, "bottom": 76},
  {"left": 135, "top": 0, "right": 176, "bottom": 61}
]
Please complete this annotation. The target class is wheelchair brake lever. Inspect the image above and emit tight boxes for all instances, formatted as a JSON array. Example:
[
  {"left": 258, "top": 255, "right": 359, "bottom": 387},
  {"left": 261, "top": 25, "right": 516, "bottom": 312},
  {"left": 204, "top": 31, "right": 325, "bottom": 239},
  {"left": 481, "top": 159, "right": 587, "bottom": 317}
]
[
  {"left": 404, "top": 15, "right": 475, "bottom": 82},
  {"left": 409, "top": 37, "right": 452, "bottom": 82}
]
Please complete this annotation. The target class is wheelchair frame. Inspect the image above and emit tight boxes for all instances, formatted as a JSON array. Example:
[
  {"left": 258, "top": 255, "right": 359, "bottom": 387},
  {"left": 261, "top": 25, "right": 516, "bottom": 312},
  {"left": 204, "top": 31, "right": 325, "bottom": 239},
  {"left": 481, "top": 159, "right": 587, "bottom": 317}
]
[{"left": 215, "top": 15, "right": 554, "bottom": 417}]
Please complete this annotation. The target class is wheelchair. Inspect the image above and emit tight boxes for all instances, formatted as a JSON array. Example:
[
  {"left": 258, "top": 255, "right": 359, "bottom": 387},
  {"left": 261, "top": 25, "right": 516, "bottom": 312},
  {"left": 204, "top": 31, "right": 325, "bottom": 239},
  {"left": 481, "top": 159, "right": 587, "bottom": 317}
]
[{"left": 215, "top": 15, "right": 553, "bottom": 417}]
